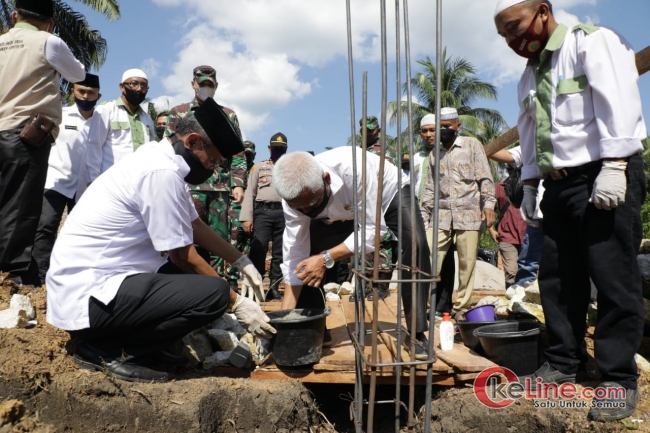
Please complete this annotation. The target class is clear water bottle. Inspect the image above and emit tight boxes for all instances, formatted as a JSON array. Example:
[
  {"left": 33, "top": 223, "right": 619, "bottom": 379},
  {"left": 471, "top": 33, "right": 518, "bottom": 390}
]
[{"left": 440, "top": 313, "right": 454, "bottom": 351}]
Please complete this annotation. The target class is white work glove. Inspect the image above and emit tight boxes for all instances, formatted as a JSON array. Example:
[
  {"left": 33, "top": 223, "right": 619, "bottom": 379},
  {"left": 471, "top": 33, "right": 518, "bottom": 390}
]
[
  {"left": 233, "top": 255, "right": 264, "bottom": 304},
  {"left": 241, "top": 275, "right": 264, "bottom": 303},
  {"left": 520, "top": 185, "right": 540, "bottom": 227},
  {"left": 232, "top": 294, "right": 276, "bottom": 338},
  {"left": 590, "top": 161, "right": 627, "bottom": 210}
]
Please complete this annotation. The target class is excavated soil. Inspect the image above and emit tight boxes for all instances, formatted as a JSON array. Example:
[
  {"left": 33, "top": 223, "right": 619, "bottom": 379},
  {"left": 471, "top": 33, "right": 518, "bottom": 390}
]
[{"left": 2, "top": 277, "right": 650, "bottom": 432}]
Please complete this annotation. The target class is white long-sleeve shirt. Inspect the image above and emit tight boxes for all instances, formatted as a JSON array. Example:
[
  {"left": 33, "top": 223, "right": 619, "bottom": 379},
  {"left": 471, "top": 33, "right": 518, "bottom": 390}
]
[
  {"left": 517, "top": 23, "right": 646, "bottom": 181},
  {"left": 44, "top": 105, "right": 101, "bottom": 199},
  {"left": 280, "top": 147, "right": 409, "bottom": 287}
]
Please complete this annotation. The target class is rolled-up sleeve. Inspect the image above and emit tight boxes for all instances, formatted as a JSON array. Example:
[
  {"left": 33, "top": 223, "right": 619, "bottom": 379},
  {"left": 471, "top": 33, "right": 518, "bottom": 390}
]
[
  {"left": 280, "top": 202, "right": 312, "bottom": 286},
  {"left": 580, "top": 29, "right": 646, "bottom": 159}
]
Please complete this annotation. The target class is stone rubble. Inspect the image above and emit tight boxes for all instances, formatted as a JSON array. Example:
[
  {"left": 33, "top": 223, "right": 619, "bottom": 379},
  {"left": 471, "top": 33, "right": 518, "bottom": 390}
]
[{"left": 0, "top": 294, "right": 36, "bottom": 329}]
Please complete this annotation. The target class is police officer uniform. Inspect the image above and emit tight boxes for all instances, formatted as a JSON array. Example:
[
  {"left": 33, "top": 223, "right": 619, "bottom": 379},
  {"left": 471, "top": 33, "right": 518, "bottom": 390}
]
[{"left": 240, "top": 133, "right": 287, "bottom": 300}]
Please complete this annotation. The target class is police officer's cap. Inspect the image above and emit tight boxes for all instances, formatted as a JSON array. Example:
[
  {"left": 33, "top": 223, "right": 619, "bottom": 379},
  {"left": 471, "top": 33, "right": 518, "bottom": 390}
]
[
  {"left": 243, "top": 141, "right": 256, "bottom": 153},
  {"left": 194, "top": 97, "right": 244, "bottom": 158},
  {"left": 16, "top": 0, "right": 54, "bottom": 18},
  {"left": 269, "top": 132, "right": 287, "bottom": 148},
  {"left": 75, "top": 73, "right": 100, "bottom": 89}
]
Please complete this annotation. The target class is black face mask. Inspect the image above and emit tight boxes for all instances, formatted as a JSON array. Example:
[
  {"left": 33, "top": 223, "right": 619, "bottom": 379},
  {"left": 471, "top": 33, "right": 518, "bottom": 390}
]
[
  {"left": 155, "top": 126, "right": 166, "bottom": 141},
  {"left": 270, "top": 147, "right": 287, "bottom": 162},
  {"left": 298, "top": 180, "right": 330, "bottom": 219},
  {"left": 440, "top": 128, "right": 458, "bottom": 145},
  {"left": 172, "top": 138, "right": 214, "bottom": 185},
  {"left": 74, "top": 97, "right": 98, "bottom": 112},
  {"left": 366, "top": 133, "right": 380, "bottom": 146},
  {"left": 123, "top": 88, "right": 147, "bottom": 106}
]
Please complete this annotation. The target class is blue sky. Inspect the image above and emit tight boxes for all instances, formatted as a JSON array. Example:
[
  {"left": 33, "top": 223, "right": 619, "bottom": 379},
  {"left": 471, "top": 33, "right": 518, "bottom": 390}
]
[{"left": 73, "top": 0, "right": 650, "bottom": 163}]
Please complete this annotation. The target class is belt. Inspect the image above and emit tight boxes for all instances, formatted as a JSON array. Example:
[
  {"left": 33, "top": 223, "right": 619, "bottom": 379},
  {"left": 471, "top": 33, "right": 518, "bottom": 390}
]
[
  {"left": 255, "top": 201, "right": 283, "bottom": 210},
  {"left": 546, "top": 160, "right": 602, "bottom": 181}
]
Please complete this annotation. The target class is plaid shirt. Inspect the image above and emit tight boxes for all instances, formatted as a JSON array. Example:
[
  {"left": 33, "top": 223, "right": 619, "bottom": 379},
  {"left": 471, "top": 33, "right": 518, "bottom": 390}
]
[{"left": 420, "top": 136, "right": 495, "bottom": 231}]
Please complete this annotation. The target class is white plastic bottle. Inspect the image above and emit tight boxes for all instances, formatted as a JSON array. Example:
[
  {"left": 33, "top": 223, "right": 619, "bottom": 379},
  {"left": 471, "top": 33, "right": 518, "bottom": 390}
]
[{"left": 439, "top": 313, "right": 454, "bottom": 351}]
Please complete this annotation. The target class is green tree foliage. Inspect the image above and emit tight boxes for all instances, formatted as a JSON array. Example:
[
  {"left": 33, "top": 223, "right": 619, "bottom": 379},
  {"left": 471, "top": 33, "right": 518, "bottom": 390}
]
[
  {"left": 387, "top": 48, "right": 508, "bottom": 153},
  {"left": 0, "top": 0, "right": 120, "bottom": 94}
]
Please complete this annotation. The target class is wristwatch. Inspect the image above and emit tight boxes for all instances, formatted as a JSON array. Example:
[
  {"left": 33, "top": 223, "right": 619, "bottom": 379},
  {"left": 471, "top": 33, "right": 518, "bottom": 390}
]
[{"left": 321, "top": 250, "right": 335, "bottom": 269}]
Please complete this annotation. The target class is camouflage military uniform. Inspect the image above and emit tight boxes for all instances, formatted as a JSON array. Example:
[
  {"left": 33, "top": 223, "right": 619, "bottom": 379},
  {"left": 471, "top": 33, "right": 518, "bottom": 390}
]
[{"left": 164, "top": 100, "right": 247, "bottom": 279}]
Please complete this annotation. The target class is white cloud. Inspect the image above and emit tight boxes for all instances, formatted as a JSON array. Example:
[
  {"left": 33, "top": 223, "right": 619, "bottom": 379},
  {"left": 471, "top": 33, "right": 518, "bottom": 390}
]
[
  {"left": 149, "top": 0, "right": 598, "bottom": 131},
  {"left": 140, "top": 58, "right": 161, "bottom": 79}
]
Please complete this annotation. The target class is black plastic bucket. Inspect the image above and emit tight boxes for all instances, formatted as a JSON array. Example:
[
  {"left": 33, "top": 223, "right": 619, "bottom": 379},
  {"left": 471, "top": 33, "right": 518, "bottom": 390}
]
[
  {"left": 267, "top": 308, "right": 331, "bottom": 367},
  {"left": 457, "top": 320, "right": 515, "bottom": 354},
  {"left": 473, "top": 321, "right": 545, "bottom": 376}
]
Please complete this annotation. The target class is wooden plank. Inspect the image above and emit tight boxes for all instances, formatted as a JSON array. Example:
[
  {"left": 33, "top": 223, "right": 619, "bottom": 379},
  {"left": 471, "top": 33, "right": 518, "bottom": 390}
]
[
  {"left": 250, "top": 369, "right": 457, "bottom": 385},
  {"left": 315, "top": 299, "right": 357, "bottom": 368},
  {"left": 432, "top": 325, "right": 497, "bottom": 372}
]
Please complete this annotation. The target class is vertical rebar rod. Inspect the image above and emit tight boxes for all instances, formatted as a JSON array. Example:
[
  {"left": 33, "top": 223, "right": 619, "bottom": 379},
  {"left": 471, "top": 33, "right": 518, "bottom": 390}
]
[
  {"left": 393, "top": 0, "right": 404, "bottom": 430},
  {"left": 367, "top": 1, "right": 389, "bottom": 430},
  {"left": 345, "top": 1, "right": 364, "bottom": 430},
  {"left": 425, "top": 0, "right": 444, "bottom": 430},
  {"left": 360, "top": 71, "right": 369, "bottom": 430},
  {"left": 402, "top": 0, "right": 418, "bottom": 427}
]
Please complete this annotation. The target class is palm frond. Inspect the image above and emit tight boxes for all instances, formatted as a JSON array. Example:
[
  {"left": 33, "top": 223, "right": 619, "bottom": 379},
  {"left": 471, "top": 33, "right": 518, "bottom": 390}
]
[{"left": 74, "top": 0, "right": 120, "bottom": 20}]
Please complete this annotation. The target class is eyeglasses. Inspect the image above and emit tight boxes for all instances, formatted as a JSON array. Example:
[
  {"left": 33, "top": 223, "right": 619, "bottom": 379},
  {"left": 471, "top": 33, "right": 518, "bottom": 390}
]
[
  {"left": 123, "top": 81, "right": 149, "bottom": 90},
  {"left": 200, "top": 139, "right": 218, "bottom": 169}
]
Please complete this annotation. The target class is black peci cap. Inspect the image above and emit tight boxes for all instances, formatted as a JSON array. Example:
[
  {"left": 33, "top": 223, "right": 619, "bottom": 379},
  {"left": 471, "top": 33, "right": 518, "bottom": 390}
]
[
  {"left": 193, "top": 97, "right": 244, "bottom": 158},
  {"left": 16, "top": 0, "right": 54, "bottom": 19},
  {"left": 75, "top": 73, "right": 100, "bottom": 89}
]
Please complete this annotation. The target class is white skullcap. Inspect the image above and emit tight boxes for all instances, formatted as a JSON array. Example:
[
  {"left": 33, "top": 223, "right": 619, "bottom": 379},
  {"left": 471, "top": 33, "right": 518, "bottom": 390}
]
[
  {"left": 121, "top": 68, "right": 148, "bottom": 82},
  {"left": 420, "top": 114, "right": 436, "bottom": 127},
  {"left": 421, "top": 108, "right": 459, "bottom": 126},
  {"left": 494, "top": 0, "right": 528, "bottom": 18}
]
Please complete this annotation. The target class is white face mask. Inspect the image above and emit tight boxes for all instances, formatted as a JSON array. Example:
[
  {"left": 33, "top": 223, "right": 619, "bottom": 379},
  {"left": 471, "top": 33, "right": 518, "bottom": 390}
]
[{"left": 195, "top": 86, "right": 216, "bottom": 101}]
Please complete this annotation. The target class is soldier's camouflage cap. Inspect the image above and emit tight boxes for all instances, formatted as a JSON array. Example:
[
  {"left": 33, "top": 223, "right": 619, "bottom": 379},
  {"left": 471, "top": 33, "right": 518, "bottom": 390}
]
[
  {"left": 359, "top": 116, "right": 379, "bottom": 130},
  {"left": 270, "top": 132, "right": 288, "bottom": 148},
  {"left": 243, "top": 140, "right": 256, "bottom": 153},
  {"left": 193, "top": 66, "right": 217, "bottom": 84}
]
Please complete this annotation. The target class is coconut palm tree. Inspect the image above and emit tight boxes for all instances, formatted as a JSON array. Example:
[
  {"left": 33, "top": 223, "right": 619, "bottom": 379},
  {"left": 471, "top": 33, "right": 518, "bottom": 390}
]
[
  {"left": 388, "top": 48, "right": 507, "bottom": 152},
  {"left": 0, "top": 0, "right": 120, "bottom": 93}
]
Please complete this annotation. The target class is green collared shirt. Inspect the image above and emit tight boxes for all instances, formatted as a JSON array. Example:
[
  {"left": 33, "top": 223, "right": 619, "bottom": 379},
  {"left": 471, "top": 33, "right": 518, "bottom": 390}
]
[{"left": 115, "top": 96, "right": 148, "bottom": 150}]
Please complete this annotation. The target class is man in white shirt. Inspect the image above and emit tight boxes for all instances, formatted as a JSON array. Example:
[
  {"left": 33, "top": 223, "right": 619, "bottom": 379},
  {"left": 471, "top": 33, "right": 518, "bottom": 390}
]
[
  {"left": 47, "top": 98, "right": 274, "bottom": 383},
  {"left": 495, "top": 0, "right": 647, "bottom": 421},
  {"left": 31, "top": 73, "right": 102, "bottom": 285},
  {"left": 273, "top": 148, "right": 432, "bottom": 360},
  {"left": 0, "top": 0, "right": 85, "bottom": 285},
  {"left": 85, "top": 68, "right": 156, "bottom": 186}
]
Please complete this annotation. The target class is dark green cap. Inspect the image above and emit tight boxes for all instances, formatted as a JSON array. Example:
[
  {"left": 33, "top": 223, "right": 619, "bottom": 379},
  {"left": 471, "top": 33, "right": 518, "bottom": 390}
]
[
  {"left": 243, "top": 140, "right": 256, "bottom": 153},
  {"left": 359, "top": 116, "right": 379, "bottom": 130},
  {"left": 193, "top": 65, "right": 217, "bottom": 84}
]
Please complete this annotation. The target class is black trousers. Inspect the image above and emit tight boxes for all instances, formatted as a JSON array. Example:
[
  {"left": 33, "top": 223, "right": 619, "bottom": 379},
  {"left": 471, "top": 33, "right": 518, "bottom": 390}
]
[
  {"left": 435, "top": 243, "right": 456, "bottom": 314},
  {"left": 0, "top": 129, "right": 51, "bottom": 282},
  {"left": 539, "top": 154, "right": 645, "bottom": 390},
  {"left": 298, "top": 187, "right": 430, "bottom": 333},
  {"left": 70, "top": 271, "right": 231, "bottom": 357},
  {"left": 32, "top": 189, "right": 76, "bottom": 284},
  {"left": 249, "top": 205, "right": 285, "bottom": 282}
]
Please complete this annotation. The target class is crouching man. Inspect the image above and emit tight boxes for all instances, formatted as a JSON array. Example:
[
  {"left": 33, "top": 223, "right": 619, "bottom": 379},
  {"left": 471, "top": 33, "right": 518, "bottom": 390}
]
[
  {"left": 273, "top": 148, "right": 431, "bottom": 360},
  {"left": 46, "top": 98, "right": 275, "bottom": 383}
]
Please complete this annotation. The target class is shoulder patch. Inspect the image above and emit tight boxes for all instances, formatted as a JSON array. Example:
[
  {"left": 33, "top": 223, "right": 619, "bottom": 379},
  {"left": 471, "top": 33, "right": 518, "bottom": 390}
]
[{"left": 572, "top": 23, "right": 600, "bottom": 35}]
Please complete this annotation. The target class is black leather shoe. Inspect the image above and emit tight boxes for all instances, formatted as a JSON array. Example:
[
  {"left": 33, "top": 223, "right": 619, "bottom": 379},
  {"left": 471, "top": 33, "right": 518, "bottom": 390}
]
[
  {"left": 74, "top": 343, "right": 168, "bottom": 383},
  {"left": 266, "top": 281, "right": 284, "bottom": 302},
  {"left": 366, "top": 287, "right": 390, "bottom": 301},
  {"left": 411, "top": 333, "right": 431, "bottom": 361},
  {"left": 146, "top": 349, "right": 188, "bottom": 366},
  {"left": 322, "top": 329, "right": 333, "bottom": 348},
  {"left": 521, "top": 362, "right": 576, "bottom": 391},
  {"left": 588, "top": 382, "right": 638, "bottom": 422}
]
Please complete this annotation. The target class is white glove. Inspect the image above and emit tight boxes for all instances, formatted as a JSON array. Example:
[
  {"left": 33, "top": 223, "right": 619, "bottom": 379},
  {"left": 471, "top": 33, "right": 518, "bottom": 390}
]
[
  {"left": 233, "top": 255, "right": 264, "bottom": 304},
  {"left": 520, "top": 185, "right": 540, "bottom": 227},
  {"left": 232, "top": 295, "right": 276, "bottom": 338},
  {"left": 241, "top": 275, "right": 264, "bottom": 303},
  {"left": 590, "top": 161, "right": 627, "bottom": 210}
]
